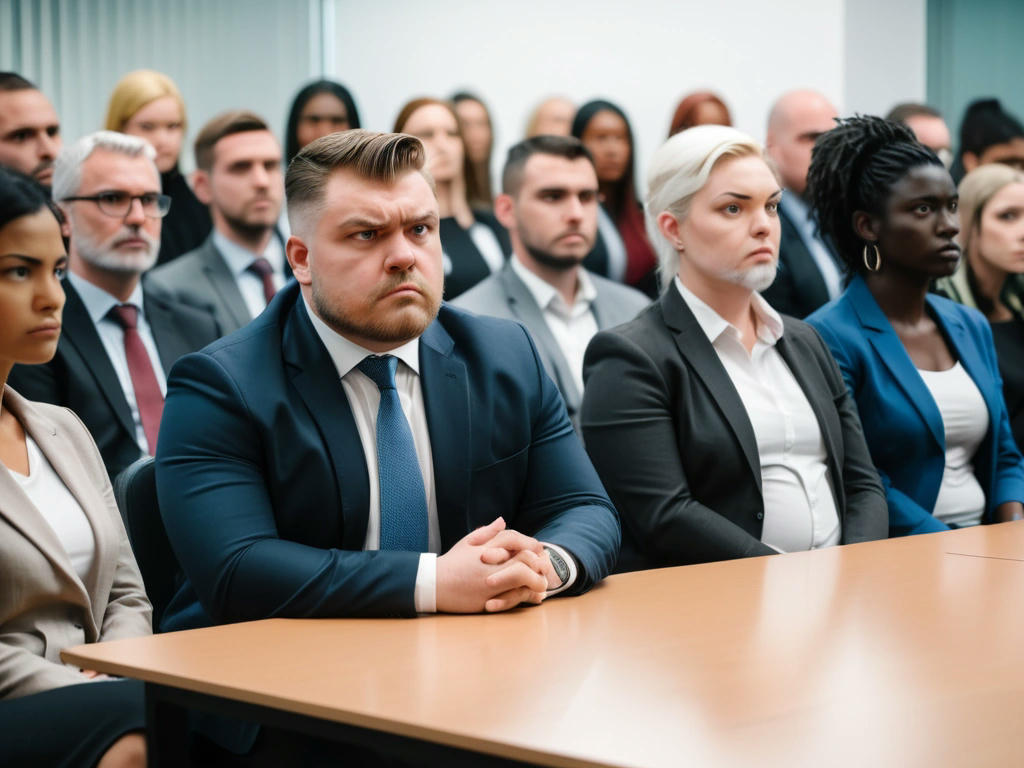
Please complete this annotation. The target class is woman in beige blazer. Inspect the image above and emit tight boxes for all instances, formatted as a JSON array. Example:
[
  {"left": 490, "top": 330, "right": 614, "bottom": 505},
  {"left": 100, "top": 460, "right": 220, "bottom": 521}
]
[{"left": 0, "top": 167, "right": 151, "bottom": 767}]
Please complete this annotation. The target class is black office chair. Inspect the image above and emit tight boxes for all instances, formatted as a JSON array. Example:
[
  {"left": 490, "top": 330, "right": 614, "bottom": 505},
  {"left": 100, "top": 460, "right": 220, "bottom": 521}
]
[{"left": 113, "top": 456, "right": 179, "bottom": 630}]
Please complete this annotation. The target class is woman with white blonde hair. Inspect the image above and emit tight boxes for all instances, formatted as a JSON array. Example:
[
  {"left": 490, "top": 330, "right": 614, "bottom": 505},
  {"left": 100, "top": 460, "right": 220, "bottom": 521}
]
[{"left": 581, "top": 125, "right": 887, "bottom": 572}]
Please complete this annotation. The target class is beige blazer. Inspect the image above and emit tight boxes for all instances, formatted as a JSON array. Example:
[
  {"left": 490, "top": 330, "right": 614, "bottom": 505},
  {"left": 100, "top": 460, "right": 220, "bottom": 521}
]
[{"left": 0, "top": 385, "right": 151, "bottom": 699}]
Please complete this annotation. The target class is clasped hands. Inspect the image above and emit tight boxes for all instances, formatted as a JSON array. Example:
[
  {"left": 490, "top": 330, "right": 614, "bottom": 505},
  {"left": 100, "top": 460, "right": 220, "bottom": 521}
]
[{"left": 436, "top": 517, "right": 560, "bottom": 614}]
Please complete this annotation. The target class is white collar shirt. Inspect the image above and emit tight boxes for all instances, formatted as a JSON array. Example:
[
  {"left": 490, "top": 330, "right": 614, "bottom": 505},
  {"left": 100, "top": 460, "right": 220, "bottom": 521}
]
[
  {"left": 674, "top": 277, "right": 841, "bottom": 552},
  {"left": 213, "top": 229, "right": 286, "bottom": 319}
]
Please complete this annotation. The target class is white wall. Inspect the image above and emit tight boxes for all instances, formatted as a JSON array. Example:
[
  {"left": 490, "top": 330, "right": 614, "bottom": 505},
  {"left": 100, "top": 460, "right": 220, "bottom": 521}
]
[{"left": 334, "top": 0, "right": 926, "bottom": 189}]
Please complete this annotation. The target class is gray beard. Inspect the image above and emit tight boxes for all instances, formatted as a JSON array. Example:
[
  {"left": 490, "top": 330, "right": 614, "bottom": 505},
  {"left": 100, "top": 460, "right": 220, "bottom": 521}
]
[{"left": 721, "top": 262, "right": 778, "bottom": 292}]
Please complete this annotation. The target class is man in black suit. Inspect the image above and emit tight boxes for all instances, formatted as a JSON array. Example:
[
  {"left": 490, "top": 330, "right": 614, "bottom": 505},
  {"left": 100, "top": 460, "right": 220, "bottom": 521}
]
[
  {"left": 145, "top": 110, "right": 288, "bottom": 335},
  {"left": 9, "top": 130, "right": 220, "bottom": 480},
  {"left": 762, "top": 89, "right": 843, "bottom": 318}
]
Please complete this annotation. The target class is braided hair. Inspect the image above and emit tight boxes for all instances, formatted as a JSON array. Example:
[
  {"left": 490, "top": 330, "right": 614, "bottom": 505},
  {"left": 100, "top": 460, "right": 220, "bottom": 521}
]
[{"left": 806, "top": 115, "right": 942, "bottom": 275}]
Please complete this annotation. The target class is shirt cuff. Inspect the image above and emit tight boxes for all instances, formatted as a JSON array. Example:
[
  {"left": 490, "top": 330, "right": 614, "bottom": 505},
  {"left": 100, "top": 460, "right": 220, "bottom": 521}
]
[
  {"left": 414, "top": 553, "right": 437, "bottom": 613},
  {"left": 541, "top": 542, "right": 578, "bottom": 597}
]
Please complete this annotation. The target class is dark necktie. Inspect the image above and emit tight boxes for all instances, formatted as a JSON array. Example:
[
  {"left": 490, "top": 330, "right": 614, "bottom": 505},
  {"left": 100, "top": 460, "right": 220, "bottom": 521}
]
[
  {"left": 247, "top": 257, "right": 277, "bottom": 306},
  {"left": 356, "top": 355, "right": 429, "bottom": 551},
  {"left": 108, "top": 304, "right": 163, "bottom": 455}
]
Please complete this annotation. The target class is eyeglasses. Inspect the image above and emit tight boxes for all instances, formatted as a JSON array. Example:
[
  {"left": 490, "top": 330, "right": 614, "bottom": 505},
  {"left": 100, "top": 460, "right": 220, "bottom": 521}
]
[{"left": 60, "top": 191, "right": 172, "bottom": 219}]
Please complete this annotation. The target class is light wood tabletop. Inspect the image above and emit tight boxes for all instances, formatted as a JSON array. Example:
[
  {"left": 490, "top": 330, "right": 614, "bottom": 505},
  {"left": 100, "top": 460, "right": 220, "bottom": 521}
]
[{"left": 63, "top": 522, "right": 1024, "bottom": 767}]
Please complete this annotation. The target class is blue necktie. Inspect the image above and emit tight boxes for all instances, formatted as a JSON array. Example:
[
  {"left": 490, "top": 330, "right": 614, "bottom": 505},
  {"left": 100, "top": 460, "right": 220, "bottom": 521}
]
[{"left": 356, "top": 355, "right": 429, "bottom": 551}]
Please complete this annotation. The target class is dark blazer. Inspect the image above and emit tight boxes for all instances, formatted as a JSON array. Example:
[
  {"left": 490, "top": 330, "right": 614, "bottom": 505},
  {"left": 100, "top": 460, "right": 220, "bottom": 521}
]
[
  {"left": 156, "top": 282, "right": 620, "bottom": 632},
  {"left": 581, "top": 283, "right": 887, "bottom": 572},
  {"left": 761, "top": 195, "right": 834, "bottom": 318},
  {"left": 7, "top": 279, "right": 221, "bottom": 481},
  {"left": 452, "top": 261, "right": 649, "bottom": 424},
  {"left": 807, "top": 275, "right": 1024, "bottom": 536}
]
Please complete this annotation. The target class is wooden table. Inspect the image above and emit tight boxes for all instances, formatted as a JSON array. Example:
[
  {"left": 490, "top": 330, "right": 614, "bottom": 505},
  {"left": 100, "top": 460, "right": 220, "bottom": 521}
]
[{"left": 63, "top": 522, "right": 1024, "bottom": 767}]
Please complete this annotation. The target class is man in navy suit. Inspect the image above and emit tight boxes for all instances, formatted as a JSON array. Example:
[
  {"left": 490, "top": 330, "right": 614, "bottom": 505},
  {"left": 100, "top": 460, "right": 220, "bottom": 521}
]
[{"left": 156, "top": 129, "right": 620, "bottom": 636}]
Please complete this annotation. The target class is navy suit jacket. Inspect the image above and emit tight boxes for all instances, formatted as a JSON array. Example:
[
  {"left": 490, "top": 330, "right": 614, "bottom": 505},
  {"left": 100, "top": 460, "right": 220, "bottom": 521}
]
[
  {"left": 807, "top": 275, "right": 1024, "bottom": 536},
  {"left": 157, "top": 282, "right": 620, "bottom": 633},
  {"left": 761, "top": 196, "right": 834, "bottom": 319}
]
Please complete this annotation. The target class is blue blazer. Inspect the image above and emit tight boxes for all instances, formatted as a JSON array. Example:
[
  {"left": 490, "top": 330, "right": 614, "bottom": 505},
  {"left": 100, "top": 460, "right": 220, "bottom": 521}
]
[
  {"left": 156, "top": 282, "right": 620, "bottom": 633},
  {"left": 807, "top": 275, "right": 1024, "bottom": 536}
]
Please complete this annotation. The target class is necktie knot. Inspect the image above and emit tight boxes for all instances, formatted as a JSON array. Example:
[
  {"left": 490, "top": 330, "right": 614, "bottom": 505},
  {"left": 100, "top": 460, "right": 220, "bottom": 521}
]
[
  {"left": 109, "top": 303, "right": 139, "bottom": 330},
  {"left": 247, "top": 257, "right": 273, "bottom": 278},
  {"left": 357, "top": 355, "right": 399, "bottom": 391}
]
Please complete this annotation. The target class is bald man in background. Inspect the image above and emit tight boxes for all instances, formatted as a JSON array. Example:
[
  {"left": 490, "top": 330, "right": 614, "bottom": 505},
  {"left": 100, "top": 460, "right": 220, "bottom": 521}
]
[{"left": 761, "top": 89, "right": 842, "bottom": 318}]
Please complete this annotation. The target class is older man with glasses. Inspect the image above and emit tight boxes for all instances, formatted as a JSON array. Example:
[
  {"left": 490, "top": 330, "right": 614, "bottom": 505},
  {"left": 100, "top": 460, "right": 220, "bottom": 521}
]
[{"left": 8, "top": 131, "right": 221, "bottom": 480}]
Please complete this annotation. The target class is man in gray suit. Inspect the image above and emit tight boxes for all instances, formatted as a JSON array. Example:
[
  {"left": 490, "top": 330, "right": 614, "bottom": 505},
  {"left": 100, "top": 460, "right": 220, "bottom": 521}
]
[
  {"left": 454, "top": 136, "right": 648, "bottom": 424},
  {"left": 145, "top": 110, "right": 288, "bottom": 335}
]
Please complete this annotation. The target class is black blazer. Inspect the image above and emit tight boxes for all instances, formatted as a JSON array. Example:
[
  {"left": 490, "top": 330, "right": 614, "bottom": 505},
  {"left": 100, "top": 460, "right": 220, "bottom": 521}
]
[
  {"left": 760, "top": 197, "right": 834, "bottom": 319},
  {"left": 581, "top": 284, "right": 887, "bottom": 572},
  {"left": 8, "top": 279, "right": 222, "bottom": 481}
]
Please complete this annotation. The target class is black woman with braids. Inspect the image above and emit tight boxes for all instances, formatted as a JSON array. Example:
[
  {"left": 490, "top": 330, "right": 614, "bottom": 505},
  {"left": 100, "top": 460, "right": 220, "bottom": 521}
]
[{"left": 806, "top": 116, "right": 1024, "bottom": 537}]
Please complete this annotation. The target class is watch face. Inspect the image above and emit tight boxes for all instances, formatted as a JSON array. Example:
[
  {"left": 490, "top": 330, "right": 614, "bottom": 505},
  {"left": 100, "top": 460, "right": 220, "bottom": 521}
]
[{"left": 545, "top": 546, "right": 570, "bottom": 585}]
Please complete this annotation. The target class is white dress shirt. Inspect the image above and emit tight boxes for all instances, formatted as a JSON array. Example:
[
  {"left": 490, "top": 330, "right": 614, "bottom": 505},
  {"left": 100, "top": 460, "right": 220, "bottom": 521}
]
[
  {"left": 780, "top": 193, "right": 843, "bottom": 301},
  {"left": 675, "top": 278, "right": 841, "bottom": 552},
  {"left": 213, "top": 230, "right": 287, "bottom": 319},
  {"left": 511, "top": 255, "right": 599, "bottom": 396},
  {"left": 7, "top": 436, "right": 95, "bottom": 581},
  {"left": 918, "top": 362, "right": 988, "bottom": 528},
  {"left": 68, "top": 271, "right": 166, "bottom": 454}
]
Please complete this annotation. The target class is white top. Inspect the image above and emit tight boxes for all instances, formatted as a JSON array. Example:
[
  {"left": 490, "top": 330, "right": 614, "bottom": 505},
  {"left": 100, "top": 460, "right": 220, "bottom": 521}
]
[
  {"left": 7, "top": 435, "right": 95, "bottom": 581},
  {"left": 511, "top": 254, "right": 599, "bottom": 396},
  {"left": 675, "top": 278, "right": 841, "bottom": 552},
  {"left": 213, "top": 230, "right": 287, "bottom": 319},
  {"left": 918, "top": 362, "right": 988, "bottom": 528},
  {"left": 68, "top": 271, "right": 165, "bottom": 454},
  {"left": 780, "top": 193, "right": 843, "bottom": 301},
  {"left": 467, "top": 222, "right": 505, "bottom": 274}
]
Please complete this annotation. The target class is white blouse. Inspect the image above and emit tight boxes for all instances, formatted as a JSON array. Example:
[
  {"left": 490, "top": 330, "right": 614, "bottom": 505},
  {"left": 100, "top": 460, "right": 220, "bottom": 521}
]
[
  {"left": 7, "top": 435, "right": 96, "bottom": 581},
  {"left": 918, "top": 362, "right": 989, "bottom": 528}
]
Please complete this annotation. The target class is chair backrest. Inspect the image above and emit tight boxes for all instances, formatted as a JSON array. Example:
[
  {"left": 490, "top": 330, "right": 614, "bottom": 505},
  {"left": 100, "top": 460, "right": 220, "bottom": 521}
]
[{"left": 113, "top": 456, "right": 178, "bottom": 630}]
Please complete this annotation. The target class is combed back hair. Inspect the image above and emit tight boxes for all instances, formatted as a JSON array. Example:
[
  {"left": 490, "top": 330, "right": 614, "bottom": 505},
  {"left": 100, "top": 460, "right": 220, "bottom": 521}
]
[
  {"left": 194, "top": 110, "right": 270, "bottom": 172},
  {"left": 886, "top": 102, "right": 942, "bottom": 124},
  {"left": 0, "top": 165, "right": 57, "bottom": 230},
  {"left": 806, "top": 115, "right": 942, "bottom": 276},
  {"left": 958, "top": 163, "right": 1024, "bottom": 260},
  {"left": 286, "top": 129, "right": 429, "bottom": 238},
  {"left": 645, "top": 125, "right": 766, "bottom": 288},
  {"left": 52, "top": 130, "right": 157, "bottom": 201},
  {"left": 501, "top": 135, "right": 595, "bottom": 196},
  {"left": 105, "top": 69, "right": 186, "bottom": 133},
  {"left": 0, "top": 72, "right": 36, "bottom": 91}
]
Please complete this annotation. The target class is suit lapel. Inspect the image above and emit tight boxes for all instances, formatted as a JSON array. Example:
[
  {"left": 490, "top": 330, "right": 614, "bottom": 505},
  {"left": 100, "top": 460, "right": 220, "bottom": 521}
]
[
  {"left": 498, "top": 266, "right": 582, "bottom": 412},
  {"left": 0, "top": 388, "right": 98, "bottom": 636},
  {"left": 419, "top": 320, "right": 471, "bottom": 550},
  {"left": 283, "top": 299, "right": 371, "bottom": 547},
  {"left": 848, "top": 277, "right": 945, "bottom": 449},
  {"left": 202, "top": 241, "right": 252, "bottom": 329},
  {"left": 660, "top": 288, "right": 762, "bottom": 490},
  {"left": 59, "top": 281, "right": 136, "bottom": 439},
  {"left": 144, "top": 289, "right": 193, "bottom": 375}
]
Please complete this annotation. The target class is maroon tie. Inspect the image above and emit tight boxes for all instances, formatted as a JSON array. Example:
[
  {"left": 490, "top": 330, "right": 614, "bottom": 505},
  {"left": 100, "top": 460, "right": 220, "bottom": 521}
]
[
  {"left": 247, "top": 257, "right": 277, "bottom": 306},
  {"left": 108, "top": 304, "right": 164, "bottom": 455}
]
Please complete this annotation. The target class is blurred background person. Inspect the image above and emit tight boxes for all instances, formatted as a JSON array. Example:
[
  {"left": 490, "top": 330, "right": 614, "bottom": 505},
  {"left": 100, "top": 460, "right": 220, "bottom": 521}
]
[
  {"left": 394, "top": 97, "right": 508, "bottom": 299},
  {"left": 283, "top": 78, "right": 361, "bottom": 166},
  {"left": 886, "top": 102, "right": 952, "bottom": 167},
  {"left": 806, "top": 116, "right": 1024, "bottom": 536},
  {"left": 452, "top": 91, "right": 495, "bottom": 209},
  {"left": 0, "top": 72, "right": 61, "bottom": 191},
  {"left": 105, "top": 69, "right": 211, "bottom": 265},
  {"left": 667, "top": 90, "right": 732, "bottom": 136},
  {"left": 526, "top": 96, "right": 576, "bottom": 138},
  {"left": 0, "top": 166, "right": 150, "bottom": 768},
  {"left": 936, "top": 163, "right": 1024, "bottom": 449},
  {"left": 581, "top": 126, "right": 886, "bottom": 571},
  {"left": 952, "top": 98, "right": 1024, "bottom": 182},
  {"left": 572, "top": 99, "right": 658, "bottom": 297}
]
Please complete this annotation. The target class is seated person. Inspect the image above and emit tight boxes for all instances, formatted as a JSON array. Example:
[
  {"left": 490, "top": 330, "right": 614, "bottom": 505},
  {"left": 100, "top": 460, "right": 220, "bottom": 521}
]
[
  {"left": 806, "top": 116, "right": 1024, "bottom": 535},
  {"left": 0, "top": 167, "right": 151, "bottom": 767},
  {"left": 155, "top": 130, "right": 620, "bottom": 754},
  {"left": 581, "top": 126, "right": 887, "bottom": 572}
]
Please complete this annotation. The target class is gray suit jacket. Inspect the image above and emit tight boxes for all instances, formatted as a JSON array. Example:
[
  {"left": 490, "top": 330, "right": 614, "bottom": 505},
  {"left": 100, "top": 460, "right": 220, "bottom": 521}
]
[
  {"left": 144, "top": 234, "right": 252, "bottom": 336},
  {"left": 0, "top": 387, "right": 152, "bottom": 699},
  {"left": 452, "top": 261, "right": 649, "bottom": 421}
]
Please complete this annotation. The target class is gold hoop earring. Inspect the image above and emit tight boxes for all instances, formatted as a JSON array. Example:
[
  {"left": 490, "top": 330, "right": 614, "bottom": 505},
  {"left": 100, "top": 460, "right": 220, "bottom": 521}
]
[{"left": 863, "top": 243, "right": 882, "bottom": 272}]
